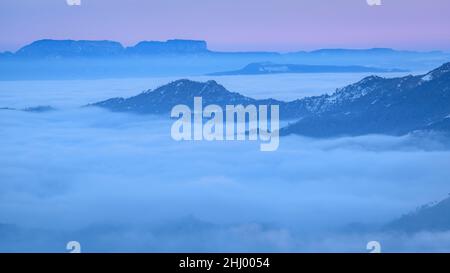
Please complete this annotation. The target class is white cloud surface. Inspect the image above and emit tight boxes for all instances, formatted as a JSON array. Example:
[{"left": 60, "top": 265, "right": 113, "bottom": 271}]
[{"left": 1, "top": 107, "right": 450, "bottom": 252}]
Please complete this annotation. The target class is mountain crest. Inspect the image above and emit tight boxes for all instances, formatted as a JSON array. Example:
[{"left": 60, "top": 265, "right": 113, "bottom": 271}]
[
  {"left": 91, "top": 79, "right": 257, "bottom": 114},
  {"left": 152, "top": 79, "right": 230, "bottom": 96},
  {"left": 423, "top": 62, "right": 450, "bottom": 81},
  {"left": 92, "top": 63, "right": 450, "bottom": 137}
]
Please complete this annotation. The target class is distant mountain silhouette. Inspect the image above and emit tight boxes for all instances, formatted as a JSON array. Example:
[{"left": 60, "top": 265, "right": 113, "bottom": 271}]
[
  {"left": 12, "top": 39, "right": 212, "bottom": 58},
  {"left": 209, "top": 62, "right": 407, "bottom": 75},
  {"left": 0, "top": 39, "right": 446, "bottom": 62},
  {"left": 2, "top": 39, "right": 449, "bottom": 80},
  {"left": 0, "top": 105, "right": 56, "bottom": 113},
  {"left": 309, "top": 48, "right": 410, "bottom": 55},
  {"left": 126, "top": 39, "right": 210, "bottom": 55},
  {"left": 92, "top": 63, "right": 450, "bottom": 137},
  {"left": 22, "top": 106, "right": 56, "bottom": 113},
  {"left": 15, "top": 40, "right": 125, "bottom": 58}
]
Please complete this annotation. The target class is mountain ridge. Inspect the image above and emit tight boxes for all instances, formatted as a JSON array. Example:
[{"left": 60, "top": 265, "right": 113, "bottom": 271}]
[
  {"left": 2, "top": 39, "right": 449, "bottom": 80},
  {"left": 92, "top": 79, "right": 288, "bottom": 116},
  {"left": 385, "top": 195, "right": 450, "bottom": 233},
  {"left": 281, "top": 62, "right": 450, "bottom": 137},
  {"left": 92, "top": 62, "right": 450, "bottom": 137},
  {"left": 3, "top": 39, "right": 447, "bottom": 59}
]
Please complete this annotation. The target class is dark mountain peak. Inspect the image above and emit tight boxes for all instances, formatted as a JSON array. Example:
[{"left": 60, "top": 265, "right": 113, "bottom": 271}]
[
  {"left": 92, "top": 62, "right": 450, "bottom": 136},
  {"left": 205, "top": 79, "right": 219, "bottom": 85},
  {"left": 165, "top": 78, "right": 218, "bottom": 87},
  {"left": 152, "top": 79, "right": 230, "bottom": 97},
  {"left": 282, "top": 62, "right": 450, "bottom": 137},
  {"left": 358, "top": 75, "right": 385, "bottom": 84},
  {"left": 332, "top": 72, "right": 424, "bottom": 102},
  {"left": 385, "top": 196, "right": 450, "bottom": 233},
  {"left": 423, "top": 62, "right": 450, "bottom": 81},
  {"left": 92, "top": 79, "right": 255, "bottom": 114},
  {"left": 331, "top": 75, "right": 386, "bottom": 100},
  {"left": 434, "top": 62, "right": 450, "bottom": 72}
]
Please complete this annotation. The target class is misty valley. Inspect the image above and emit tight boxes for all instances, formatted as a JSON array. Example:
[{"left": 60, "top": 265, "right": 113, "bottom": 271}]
[{"left": 1, "top": 63, "right": 450, "bottom": 252}]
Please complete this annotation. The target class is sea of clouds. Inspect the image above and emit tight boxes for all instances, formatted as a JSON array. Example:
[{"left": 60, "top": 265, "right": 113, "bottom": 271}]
[{"left": 1, "top": 74, "right": 450, "bottom": 252}]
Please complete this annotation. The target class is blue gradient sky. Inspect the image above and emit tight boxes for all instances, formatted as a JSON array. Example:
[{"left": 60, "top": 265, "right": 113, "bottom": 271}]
[{"left": 0, "top": 0, "right": 449, "bottom": 52}]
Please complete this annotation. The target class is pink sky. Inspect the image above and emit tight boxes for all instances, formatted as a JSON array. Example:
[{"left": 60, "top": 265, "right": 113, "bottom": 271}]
[{"left": 0, "top": 0, "right": 449, "bottom": 52}]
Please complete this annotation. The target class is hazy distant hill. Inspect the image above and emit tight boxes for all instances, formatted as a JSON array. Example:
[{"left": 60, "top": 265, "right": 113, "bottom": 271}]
[
  {"left": 5, "top": 40, "right": 447, "bottom": 61},
  {"left": 15, "top": 40, "right": 125, "bottom": 58},
  {"left": 12, "top": 39, "right": 213, "bottom": 58},
  {"left": 0, "top": 105, "right": 56, "bottom": 113},
  {"left": 92, "top": 63, "right": 450, "bottom": 137},
  {"left": 385, "top": 196, "right": 450, "bottom": 233},
  {"left": 209, "top": 62, "right": 406, "bottom": 75},
  {"left": 126, "top": 39, "right": 210, "bottom": 55},
  {"left": 1, "top": 39, "right": 449, "bottom": 80}
]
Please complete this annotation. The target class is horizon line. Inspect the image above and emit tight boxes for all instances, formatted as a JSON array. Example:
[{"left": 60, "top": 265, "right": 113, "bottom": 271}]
[{"left": 1, "top": 38, "right": 449, "bottom": 55}]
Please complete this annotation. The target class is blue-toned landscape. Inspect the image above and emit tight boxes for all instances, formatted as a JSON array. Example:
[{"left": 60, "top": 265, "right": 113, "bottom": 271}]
[{"left": 1, "top": 0, "right": 450, "bottom": 253}]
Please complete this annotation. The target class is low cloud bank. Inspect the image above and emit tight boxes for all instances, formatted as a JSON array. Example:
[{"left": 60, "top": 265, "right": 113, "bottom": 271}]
[{"left": 1, "top": 108, "right": 450, "bottom": 252}]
